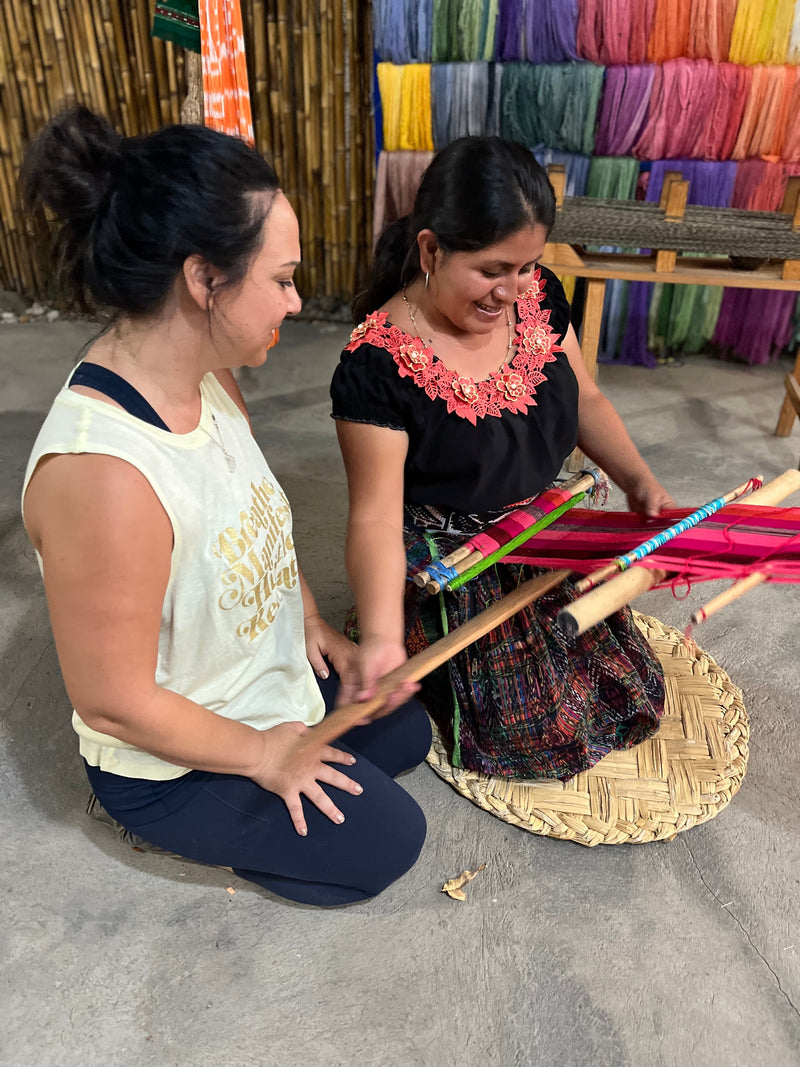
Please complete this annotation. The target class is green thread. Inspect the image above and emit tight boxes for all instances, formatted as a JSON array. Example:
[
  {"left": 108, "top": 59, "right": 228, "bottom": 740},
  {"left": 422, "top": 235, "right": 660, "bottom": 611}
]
[
  {"left": 500, "top": 62, "right": 604, "bottom": 155},
  {"left": 447, "top": 494, "right": 585, "bottom": 591},
  {"left": 585, "top": 156, "right": 640, "bottom": 200}
]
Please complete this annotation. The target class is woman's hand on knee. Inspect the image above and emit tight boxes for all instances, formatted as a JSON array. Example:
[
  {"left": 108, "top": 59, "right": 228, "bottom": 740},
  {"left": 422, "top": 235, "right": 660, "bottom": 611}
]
[{"left": 250, "top": 721, "right": 362, "bottom": 836}]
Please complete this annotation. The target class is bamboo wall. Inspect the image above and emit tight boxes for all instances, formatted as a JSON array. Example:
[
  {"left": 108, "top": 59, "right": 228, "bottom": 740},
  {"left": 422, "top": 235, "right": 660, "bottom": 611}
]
[{"left": 0, "top": 0, "right": 374, "bottom": 303}]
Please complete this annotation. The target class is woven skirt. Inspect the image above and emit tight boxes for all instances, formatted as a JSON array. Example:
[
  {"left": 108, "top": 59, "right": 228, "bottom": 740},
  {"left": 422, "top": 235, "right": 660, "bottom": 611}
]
[{"left": 403, "top": 519, "right": 665, "bottom": 782}]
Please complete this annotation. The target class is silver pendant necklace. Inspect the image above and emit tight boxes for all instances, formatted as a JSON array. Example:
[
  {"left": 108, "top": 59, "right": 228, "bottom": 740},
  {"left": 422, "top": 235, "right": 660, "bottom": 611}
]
[{"left": 209, "top": 412, "right": 236, "bottom": 473}]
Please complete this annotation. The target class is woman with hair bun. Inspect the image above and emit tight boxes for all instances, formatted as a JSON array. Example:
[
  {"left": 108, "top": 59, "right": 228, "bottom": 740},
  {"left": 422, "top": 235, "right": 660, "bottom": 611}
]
[
  {"left": 21, "top": 107, "right": 429, "bottom": 906},
  {"left": 332, "top": 136, "right": 672, "bottom": 781}
]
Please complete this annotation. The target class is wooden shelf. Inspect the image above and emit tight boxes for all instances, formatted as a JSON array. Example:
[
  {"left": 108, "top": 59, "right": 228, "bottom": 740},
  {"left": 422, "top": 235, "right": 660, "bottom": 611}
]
[{"left": 541, "top": 248, "right": 800, "bottom": 291}]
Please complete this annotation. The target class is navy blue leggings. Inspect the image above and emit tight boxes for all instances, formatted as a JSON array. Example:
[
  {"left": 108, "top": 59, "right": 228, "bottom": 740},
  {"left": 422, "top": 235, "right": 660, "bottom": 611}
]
[{"left": 85, "top": 674, "right": 431, "bottom": 906}]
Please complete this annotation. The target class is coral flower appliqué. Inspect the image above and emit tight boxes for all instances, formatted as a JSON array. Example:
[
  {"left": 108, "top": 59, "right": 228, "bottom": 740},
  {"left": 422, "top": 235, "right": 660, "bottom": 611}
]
[
  {"left": 345, "top": 270, "right": 561, "bottom": 425},
  {"left": 396, "top": 341, "right": 431, "bottom": 373},
  {"left": 495, "top": 371, "right": 526, "bottom": 401}
]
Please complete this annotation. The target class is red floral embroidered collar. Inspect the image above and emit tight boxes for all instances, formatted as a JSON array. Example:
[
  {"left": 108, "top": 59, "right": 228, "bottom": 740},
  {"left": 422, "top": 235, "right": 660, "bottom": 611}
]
[{"left": 344, "top": 269, "right": 562, "bottom": 425}]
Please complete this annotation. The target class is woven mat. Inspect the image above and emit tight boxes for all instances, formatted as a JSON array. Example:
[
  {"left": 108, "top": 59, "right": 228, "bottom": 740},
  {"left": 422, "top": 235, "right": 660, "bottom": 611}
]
[{"left": 426, "top": 613, "right": 749, "bottom": 846}]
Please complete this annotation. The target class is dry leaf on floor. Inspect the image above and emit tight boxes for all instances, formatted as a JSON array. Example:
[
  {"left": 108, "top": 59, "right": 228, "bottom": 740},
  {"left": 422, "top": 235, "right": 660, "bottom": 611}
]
[
  {"left": 441, "top": 864, "right": 487, "bottom": 900},
  {"left": 226, "top": 887, "right": 236, "bottom": 895}
]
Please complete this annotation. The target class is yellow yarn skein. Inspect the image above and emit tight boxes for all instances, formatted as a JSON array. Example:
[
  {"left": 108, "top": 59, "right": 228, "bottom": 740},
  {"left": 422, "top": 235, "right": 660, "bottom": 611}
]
[
  {"left": 729, "top": 0, "right": 794, "bottom": 64},
  {"left": 377, "top": 63, "right": 434, "bottom": 152}
]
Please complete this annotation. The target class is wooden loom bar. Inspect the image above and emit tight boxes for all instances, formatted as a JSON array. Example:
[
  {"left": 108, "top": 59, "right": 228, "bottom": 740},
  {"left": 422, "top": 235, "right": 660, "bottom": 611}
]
[
  {"left": 572, "top": 476, "right": 760, "bottom": 595},
  {"left": 311, "top": 570, "right": 571, "bottom": 745},
  {"left": 690, "top": 572, "right": 767, "bottom": 627}
]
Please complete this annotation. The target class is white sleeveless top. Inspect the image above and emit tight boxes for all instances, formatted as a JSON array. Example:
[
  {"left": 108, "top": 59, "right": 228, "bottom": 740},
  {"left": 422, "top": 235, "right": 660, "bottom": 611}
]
[{"left": 22, "top": 369, "right": 325, "bottom": 779}]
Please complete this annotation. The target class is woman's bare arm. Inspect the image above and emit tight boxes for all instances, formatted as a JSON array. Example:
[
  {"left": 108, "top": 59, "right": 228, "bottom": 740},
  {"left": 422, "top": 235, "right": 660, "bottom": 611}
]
[
  {"left": 23, "top": 452, "right": 360, "bottom": 834},
  {"left": 561, "top": 325, "right": 673, "bottom": 516},
  {"left": 335, "top": 421, "right": 417, "bottom": 703}
]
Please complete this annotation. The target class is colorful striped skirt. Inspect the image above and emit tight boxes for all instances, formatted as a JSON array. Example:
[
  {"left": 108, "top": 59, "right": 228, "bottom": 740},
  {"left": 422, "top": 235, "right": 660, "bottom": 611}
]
[{"left": 403, "top": 508, "right": 665, "bottom": 781}]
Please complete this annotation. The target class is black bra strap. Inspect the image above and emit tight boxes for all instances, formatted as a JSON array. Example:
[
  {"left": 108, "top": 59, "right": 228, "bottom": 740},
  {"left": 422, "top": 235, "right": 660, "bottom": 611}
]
[{"left": 69, "top": 362, "right": 171, "bottom": 432}]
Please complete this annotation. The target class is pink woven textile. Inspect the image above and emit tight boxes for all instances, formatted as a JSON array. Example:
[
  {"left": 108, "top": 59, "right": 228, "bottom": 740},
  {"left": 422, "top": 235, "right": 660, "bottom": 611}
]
[
  {"left": 458, "top": 484, "right": 588, "bottom": 559},
  {"left": 501, "top": 504, "right": 800, "bottom": 588}
]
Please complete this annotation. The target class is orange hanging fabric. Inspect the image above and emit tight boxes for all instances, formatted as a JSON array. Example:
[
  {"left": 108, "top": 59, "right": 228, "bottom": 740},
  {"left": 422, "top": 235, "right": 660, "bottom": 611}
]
[
  {"left": 199, "top": 0, "right": 254, "bottom": 143},
  {"left": 731, "top": 65, "right": 791, "bottom": 160},
  {"left": 687, "top": 0, "right": 736, "bottom": 61},
  {"left": 781, "top": 69, "right": 800, "bottom": 163},
  {"left": 647, "top": 0, "right": 692, "bottom": 63}
]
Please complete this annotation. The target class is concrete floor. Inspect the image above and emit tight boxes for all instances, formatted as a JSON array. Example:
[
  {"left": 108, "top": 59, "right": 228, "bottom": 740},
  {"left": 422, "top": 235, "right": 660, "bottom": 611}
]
[{"left": 2, "top": 317, "right": 799, "bottom": 1067}]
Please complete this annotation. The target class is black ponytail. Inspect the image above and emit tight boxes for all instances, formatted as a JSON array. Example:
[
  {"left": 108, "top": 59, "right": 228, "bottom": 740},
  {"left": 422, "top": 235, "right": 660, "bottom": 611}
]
[
  {"left": 353, "top": 136, "right": 556, "bottom": 324},
  {"left": 21, "top": 106, "right": 280, "bottom": 316},
  {"left": 352, "top": 215, "right": 420, "bottom": 323}
]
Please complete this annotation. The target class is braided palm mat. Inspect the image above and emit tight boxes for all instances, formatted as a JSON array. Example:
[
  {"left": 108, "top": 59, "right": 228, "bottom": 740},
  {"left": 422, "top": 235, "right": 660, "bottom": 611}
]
[{"left": 426, "top": 613, "right": 749, "bottom": 846}]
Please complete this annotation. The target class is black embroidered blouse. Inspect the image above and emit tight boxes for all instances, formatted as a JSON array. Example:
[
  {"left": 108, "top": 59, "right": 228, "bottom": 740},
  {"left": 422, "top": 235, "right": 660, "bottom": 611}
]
[{"left": 330, "top": 265, "right": 579, "bottom": 514}]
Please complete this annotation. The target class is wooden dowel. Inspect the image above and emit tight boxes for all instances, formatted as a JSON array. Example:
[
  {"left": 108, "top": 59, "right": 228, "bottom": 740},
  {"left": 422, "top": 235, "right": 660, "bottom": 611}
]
[
  {"left": 413, "top": 544, "right": 473, "bottom": 588},
  {"left": 690, "top": 573, "right": 767, "bottom": 627},
  {"left": 688, "top": 468, "right": 800, "bottom": 627},
  {"left": 559, "top": 469, "right": 800, "bottom": 638},
  {"left": 312, "top": 570, "right": 570, "bottom": 745},
  {"left": 744, "top": 468, "right": 800, "bottom": 506},
  {"left": 571, "top": 559, "right": 625, "bottom": 595},
  {"left": 558, "top": 566, "right": 667, "bottom": 639}
]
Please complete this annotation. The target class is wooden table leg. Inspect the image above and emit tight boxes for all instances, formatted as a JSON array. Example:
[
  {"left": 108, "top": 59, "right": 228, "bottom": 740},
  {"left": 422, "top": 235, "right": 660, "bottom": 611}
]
[
  {"left": 775, "top": 348, "right": 800, "bottom": 437},
  {"left": 567, "top": 277, "right": 606, "bottom": 472}
]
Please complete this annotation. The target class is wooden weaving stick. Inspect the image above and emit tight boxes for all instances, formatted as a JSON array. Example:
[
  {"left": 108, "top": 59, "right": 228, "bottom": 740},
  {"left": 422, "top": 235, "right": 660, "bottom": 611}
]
[
  {"left": 558, "top": 469, "right": 800, "bottom": 638},
  {"left": 312, "top": 569, "right": 570, "bottom": 746},
  {"left": 690, "top": 572, "right": 766, "bottom": 627},
  {"left": 572, "top": 475, "right": 759, "bottom": 594}
]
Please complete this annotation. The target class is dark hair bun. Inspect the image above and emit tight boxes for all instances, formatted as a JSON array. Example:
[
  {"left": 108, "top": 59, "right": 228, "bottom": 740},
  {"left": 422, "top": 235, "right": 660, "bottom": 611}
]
[{"left": 21, "top": 107, "right": 122, "bottom": 231}]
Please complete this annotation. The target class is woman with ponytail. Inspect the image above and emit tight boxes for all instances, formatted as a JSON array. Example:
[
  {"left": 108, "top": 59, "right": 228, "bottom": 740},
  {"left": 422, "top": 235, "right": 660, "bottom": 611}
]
[
  {"left": 332, "top": 136, "right": 672, "bottom": 781},
  {"left": 20, "top": 108, "right": 429, "bottom": 905}
]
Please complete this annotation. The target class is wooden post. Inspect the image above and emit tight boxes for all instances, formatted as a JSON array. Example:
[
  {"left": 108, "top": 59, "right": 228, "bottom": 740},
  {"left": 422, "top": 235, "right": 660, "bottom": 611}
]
[
  {"left": 567, "top": 276, "right": 606, "bottom": 472},
  {"left": 655, "top": 179, "right": 688, "bottom": 274},
  {"left": 548, "top": 163, "right": 567, "bottom": 207},
  {"left": 776, "top": 179, "right": 800, "bottom": 433},
  {"left": 781, "top": 176, "right": 800, "bottom": 216},
  {"left": 180, "top": 49, "right": 203, "bottom": 125},
  {"left": 658, "top": 170, "right": 684, "bottom": 210}
]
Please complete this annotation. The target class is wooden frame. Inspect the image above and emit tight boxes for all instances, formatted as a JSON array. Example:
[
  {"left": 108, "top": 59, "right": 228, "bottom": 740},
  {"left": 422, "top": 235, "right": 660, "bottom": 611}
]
[{"left": 542, "top": 170, "right": 800, "bottom": 470}]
